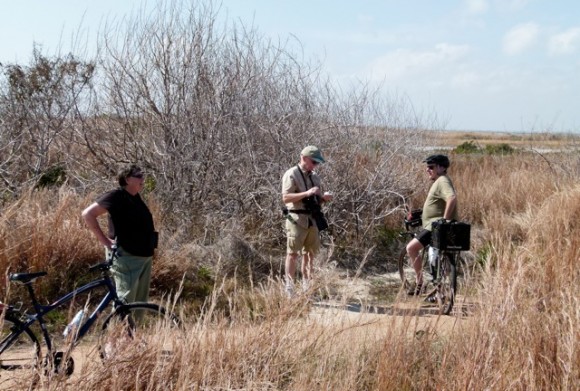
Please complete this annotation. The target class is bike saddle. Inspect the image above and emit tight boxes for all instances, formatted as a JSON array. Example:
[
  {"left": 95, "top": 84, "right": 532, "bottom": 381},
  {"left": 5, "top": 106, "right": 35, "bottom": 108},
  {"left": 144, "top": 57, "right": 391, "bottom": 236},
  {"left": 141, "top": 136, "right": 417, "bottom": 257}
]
[{"left": 9, "top": 271, "right": 48, "bottom": 284}]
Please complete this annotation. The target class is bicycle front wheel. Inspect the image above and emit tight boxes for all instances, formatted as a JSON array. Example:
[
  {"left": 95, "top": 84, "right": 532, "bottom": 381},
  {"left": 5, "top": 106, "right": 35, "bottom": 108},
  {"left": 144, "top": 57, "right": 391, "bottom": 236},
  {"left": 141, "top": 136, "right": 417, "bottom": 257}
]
[
  {"left": 0, "top": 316, "right": 41, "bottom": 385},
  {"left": 437, "top": 254, "right": 457, "bottom": 315},
  {"left": 98, "top": 303, "right": 181, "bottom": 362}
]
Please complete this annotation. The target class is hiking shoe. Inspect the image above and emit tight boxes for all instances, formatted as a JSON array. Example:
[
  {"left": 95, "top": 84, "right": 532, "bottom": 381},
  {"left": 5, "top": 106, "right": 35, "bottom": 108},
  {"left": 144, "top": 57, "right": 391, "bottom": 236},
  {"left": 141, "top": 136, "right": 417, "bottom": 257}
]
[
  {"left": 407, "top": 282, "right": 425, "bottom": 296},
  {"left": 425, "top": 294, "right": 437, "bottom": 303}
]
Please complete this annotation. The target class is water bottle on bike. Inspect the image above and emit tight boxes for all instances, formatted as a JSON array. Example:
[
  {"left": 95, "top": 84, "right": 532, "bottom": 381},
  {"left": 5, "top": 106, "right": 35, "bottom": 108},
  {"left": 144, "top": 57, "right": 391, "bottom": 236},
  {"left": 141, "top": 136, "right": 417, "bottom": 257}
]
[
  {"left": 428, "top": 247, "right": 439, "bottom": 281},
  {"left": 63, "top": 309, "right": 85, "bottom": 337}
]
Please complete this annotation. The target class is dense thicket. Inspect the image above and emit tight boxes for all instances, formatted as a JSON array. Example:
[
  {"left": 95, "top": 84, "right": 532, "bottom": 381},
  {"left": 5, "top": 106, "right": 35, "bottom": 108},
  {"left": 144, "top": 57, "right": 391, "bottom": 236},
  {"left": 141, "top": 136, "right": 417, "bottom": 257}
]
[{"left": 0, "top": 1, "right": 433, "bottom": 270}]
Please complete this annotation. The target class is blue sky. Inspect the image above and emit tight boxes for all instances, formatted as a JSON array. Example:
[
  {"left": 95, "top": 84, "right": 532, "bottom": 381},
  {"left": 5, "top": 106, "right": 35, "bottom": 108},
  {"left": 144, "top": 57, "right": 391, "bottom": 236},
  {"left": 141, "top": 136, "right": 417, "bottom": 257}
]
[{"left": 1, "top": 0, "right": 579, "bottom": 133}]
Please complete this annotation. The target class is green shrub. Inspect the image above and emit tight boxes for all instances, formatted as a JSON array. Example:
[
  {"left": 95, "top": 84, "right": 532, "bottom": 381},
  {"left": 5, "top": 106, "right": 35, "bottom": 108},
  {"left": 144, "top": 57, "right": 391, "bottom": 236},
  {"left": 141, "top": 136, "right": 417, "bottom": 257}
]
[
  {"left": 454, "top": 141, "right": 481, "bottom": 154},
  {"left": 37, "top": 166, "right": 67, "bottom": 188},
  {"left": 485, "top": 143, "right": 514, "bottom": 155}
]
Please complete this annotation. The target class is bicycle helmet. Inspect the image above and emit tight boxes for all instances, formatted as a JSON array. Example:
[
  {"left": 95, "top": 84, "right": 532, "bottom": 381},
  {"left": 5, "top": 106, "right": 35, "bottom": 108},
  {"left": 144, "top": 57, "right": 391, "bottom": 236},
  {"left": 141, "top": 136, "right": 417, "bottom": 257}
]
[{"left": 423, "top": 154, "right": 450, "bottom": 168}]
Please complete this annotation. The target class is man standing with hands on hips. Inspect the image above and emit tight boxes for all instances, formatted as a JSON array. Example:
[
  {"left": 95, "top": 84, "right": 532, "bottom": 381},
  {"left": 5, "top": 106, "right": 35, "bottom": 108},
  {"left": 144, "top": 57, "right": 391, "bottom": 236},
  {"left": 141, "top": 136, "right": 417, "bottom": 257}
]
[
  {"left": 82, "top": 165, "right": 158, "bottom": 304},
  {"left": 281, "top": 146, "right": 333, "bottom": 297}
]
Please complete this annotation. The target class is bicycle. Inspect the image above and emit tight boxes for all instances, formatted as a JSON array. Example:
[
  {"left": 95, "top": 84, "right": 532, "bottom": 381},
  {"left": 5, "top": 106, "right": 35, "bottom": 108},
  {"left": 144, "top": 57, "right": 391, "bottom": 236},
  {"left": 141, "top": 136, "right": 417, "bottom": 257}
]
[
  {"left": 0, "top": 244, "right": 181, "bottom": 385},
  {"left": 397, "top": 209, "right": 461, "bottom": 315}
]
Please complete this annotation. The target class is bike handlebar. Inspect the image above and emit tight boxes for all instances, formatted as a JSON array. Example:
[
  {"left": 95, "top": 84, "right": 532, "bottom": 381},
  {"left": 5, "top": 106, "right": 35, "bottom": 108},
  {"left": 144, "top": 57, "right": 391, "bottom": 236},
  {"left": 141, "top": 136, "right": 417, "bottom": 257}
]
[{"left": 88, "top": 244, "right": 119, "bottom": 272}]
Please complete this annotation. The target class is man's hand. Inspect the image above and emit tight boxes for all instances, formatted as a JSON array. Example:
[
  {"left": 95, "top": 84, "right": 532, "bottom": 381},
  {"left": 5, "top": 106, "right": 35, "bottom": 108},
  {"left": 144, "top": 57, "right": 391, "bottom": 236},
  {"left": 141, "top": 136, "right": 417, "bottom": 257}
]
[
  {"left": 322, "top": 191, "right": 333, "bottom": 202},
  {"left": 308, "top": 187, "right": 321, "bottom": 197}
]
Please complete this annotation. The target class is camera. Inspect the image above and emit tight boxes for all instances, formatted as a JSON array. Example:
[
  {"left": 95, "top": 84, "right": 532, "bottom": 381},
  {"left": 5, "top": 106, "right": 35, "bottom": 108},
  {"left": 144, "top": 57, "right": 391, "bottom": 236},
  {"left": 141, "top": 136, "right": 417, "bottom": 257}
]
[
  {"left": 303, "top": 195, "right": 328, "bottom": 231},
  {"left": 302, "top": 195, "right": 321, "bottom": 213}
]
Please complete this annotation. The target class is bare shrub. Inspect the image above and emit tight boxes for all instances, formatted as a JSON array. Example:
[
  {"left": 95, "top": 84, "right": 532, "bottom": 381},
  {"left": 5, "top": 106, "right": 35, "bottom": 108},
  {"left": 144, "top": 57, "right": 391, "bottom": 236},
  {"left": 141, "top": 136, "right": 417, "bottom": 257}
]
[
  {"left": 0, "top": 48, "right": 95, "bottom": 198},
  {"left": 0, "top": 0, "right": 431, "bottom": 276},
  {"left": 65, "top": 0, "right": 430, "bottom": 269}
]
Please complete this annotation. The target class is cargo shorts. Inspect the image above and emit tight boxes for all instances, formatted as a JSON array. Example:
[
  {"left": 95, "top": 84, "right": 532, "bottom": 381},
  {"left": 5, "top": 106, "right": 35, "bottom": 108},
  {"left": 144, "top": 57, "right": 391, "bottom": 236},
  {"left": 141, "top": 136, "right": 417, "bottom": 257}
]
[{"left": 286, "top": 218, "right": 320, "bottom": 255}]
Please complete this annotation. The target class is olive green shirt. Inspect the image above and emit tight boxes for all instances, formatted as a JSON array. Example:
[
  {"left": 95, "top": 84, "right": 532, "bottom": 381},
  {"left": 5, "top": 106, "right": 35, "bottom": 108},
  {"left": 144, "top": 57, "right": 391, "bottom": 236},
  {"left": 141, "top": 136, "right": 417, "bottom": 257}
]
[{"left": 422, "top": 175, "right": 458, "bottom": 231}]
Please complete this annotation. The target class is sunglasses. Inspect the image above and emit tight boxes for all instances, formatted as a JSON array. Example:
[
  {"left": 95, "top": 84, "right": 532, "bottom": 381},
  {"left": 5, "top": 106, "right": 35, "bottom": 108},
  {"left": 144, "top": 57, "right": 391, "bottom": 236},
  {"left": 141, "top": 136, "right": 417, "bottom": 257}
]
[
  {"left": 309, "top": 158, "right": 320, "bottom": 166},
  {"left": 427, "top": 165, "right": 436, "bottom": 170}
]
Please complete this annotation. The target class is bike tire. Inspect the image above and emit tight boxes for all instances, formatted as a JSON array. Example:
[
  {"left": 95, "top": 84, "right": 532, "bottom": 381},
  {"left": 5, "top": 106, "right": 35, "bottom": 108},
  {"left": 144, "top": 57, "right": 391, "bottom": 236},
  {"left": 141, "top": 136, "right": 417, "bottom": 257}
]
[
  {"left": 98, "top": 302, "right": 181, "bottom": 362},
  {"left": 438, "top": 253, "right": 457, "bottom": 315},
  {"left": 398, "top": 246, "right": 428, "bottom": 289},
  {"left": 0, "top": 315, "right": 41, "bottom": 386}
]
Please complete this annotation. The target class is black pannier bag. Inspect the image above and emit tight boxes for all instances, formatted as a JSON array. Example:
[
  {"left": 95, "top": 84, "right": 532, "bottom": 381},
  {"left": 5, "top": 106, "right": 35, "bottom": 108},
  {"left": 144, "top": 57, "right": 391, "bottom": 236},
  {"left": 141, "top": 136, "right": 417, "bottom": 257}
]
[{"left": 431, "top": 220, "right": 471, "bottom": 251}]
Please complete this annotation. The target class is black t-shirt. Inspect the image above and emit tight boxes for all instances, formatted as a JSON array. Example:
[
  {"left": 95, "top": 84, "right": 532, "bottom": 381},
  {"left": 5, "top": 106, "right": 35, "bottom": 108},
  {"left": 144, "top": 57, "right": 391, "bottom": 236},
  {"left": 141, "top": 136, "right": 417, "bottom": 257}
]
[{"left": 96, "top": 188, "right": 156, "bottom": 257}]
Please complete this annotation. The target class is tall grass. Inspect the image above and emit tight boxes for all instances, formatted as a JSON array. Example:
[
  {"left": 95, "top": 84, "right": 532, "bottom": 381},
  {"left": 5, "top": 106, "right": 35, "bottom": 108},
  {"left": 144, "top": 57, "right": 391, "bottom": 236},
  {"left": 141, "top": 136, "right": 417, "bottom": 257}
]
[{"left": 1, "top": 151, "right": 580, "bottom": 390}]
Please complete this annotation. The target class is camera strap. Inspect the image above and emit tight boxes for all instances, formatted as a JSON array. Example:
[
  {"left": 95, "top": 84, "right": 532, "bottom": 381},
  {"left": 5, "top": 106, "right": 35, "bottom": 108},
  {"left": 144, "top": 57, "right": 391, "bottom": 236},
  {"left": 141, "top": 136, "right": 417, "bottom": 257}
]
[
  {"left": 295, "top": 165, "right": 320, "bottom": 228},
  {"left": 296, "top": 164, "right": 312, "bottom": 192}
]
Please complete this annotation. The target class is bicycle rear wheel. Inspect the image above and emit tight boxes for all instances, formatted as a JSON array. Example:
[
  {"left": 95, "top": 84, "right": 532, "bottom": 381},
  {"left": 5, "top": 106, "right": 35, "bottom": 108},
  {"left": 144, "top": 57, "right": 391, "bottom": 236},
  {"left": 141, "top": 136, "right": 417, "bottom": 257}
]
[
  {"left": 0, "top": 316, "right": 41, "bottom": 386},
  {"left": 436, "top": 253, "right": 457, "bottom": 315},
  {"left": 98, "top": 303, "right": 181, "bottom": 362}
]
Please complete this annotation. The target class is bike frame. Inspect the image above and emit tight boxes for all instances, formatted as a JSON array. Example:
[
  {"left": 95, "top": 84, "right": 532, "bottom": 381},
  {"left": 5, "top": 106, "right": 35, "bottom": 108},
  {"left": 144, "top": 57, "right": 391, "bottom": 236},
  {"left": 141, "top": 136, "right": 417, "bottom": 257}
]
[{"left": 1, "top": 271, "right": 123, "bottom": 355}]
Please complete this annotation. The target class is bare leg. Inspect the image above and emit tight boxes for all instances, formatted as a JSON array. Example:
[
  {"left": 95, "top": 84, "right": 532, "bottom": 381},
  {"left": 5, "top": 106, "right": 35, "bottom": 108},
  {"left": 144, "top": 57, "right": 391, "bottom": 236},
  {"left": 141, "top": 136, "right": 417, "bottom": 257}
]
[
  {"left": 285, "top": 252, "right": 299, "bottom": 295},
  {"left": 406, "top": 238, "right": 425, "bottom": 285},
  {"left": 301, "top": 251, "right": 314, "bottom": 292},
  {"left": 301, "top": 251, "right": 314, "bottom": 280}
]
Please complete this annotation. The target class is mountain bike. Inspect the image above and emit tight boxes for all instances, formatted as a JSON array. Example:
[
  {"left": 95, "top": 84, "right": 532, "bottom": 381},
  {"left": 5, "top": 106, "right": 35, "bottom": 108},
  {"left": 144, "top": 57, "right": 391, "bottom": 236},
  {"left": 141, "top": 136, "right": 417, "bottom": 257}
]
[
  {"left": 0, "top": 244, "right": 181, "bottom": 385},
  {"left": 397, "top": 209, "right": 461, "bottom": 315}
]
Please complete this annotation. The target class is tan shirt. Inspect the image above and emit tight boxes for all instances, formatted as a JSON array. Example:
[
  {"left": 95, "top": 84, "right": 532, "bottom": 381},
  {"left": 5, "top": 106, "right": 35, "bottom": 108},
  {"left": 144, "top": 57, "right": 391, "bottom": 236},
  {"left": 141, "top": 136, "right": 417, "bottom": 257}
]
[
  {"left": 422, "top": 175, "right": 458, "bottom": 231},
  {"left": 282, "top": 165, "right": 323, "bottom": 229}
]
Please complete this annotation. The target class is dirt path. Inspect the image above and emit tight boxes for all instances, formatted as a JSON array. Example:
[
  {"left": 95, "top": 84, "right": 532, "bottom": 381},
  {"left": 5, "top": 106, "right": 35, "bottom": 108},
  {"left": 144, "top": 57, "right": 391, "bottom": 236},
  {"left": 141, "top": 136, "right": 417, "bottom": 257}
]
[{"left": 0, "top": 275, "right": 474, "bottom": 389}]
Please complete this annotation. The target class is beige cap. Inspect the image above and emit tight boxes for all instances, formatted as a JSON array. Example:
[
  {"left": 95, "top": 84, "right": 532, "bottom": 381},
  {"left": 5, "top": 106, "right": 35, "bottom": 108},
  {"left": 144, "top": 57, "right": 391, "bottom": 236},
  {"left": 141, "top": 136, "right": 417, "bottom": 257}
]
[{"left": 301, "top": 145, "right": 325, "bottom": 163}]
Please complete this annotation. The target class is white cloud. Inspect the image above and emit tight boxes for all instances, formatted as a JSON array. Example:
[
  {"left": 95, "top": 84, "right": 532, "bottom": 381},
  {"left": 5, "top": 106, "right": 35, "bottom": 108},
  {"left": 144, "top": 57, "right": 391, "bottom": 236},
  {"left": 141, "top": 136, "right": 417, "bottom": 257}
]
[
  {"left": 466, "top": 0, "right": 489, "bottom": 15},
  {"left": 366, "top": 43, "right": 471, "bottom": 82},
  {"left": 495, "top": 0, "right": 530, "bottom": 12},
  {"left": 451, "top": 71, "right": 482, "bottom": 88},
  {"left": 318, "top": 30, "right": 398, "bottom": 45},
  {"left": 549, "top": 27, "right": 580, "bottom": 55},
  {"left": 502, "top": 22, "right": 539, "bottom": 55}
]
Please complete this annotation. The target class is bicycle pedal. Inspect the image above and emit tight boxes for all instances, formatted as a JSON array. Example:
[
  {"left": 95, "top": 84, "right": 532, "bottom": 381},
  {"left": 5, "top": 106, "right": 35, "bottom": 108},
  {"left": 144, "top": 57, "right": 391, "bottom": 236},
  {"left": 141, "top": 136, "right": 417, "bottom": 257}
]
[{"left": 46, "top": 351, "right": 75, "bottom": 377}]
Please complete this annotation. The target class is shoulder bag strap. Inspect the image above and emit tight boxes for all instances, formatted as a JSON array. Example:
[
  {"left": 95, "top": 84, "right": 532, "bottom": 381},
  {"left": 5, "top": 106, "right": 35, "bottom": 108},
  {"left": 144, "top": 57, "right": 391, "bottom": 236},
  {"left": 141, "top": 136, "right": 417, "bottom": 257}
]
[{"left": 296, "top": 165, "right": 311, "bottom": 191}]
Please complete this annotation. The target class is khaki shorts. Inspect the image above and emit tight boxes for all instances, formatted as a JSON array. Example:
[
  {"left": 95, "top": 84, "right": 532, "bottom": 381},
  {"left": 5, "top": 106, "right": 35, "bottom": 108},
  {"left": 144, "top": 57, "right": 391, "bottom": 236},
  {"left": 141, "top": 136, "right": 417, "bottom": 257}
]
[{"left": 286, "top": 219, "right": 320, "bottom": 255}]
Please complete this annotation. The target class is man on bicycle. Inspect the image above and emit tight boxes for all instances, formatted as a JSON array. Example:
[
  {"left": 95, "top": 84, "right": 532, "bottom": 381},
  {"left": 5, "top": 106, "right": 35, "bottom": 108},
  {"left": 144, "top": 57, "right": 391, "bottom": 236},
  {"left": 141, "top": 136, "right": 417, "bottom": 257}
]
[{"left": 406, "top": 154, "right": 458, "bottom": 295}]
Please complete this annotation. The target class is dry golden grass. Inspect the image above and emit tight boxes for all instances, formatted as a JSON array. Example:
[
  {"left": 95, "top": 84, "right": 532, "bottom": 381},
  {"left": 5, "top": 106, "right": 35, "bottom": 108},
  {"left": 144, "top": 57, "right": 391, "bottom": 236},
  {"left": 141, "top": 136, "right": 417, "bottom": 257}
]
[{"left": 2, "top": 148, "right": 580, "bottom": 390}]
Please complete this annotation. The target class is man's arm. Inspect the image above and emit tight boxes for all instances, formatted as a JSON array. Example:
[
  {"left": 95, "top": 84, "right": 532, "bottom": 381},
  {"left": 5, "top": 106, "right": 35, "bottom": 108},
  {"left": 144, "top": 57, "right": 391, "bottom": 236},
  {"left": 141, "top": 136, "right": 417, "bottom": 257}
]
[
  {"left": 443, "top": 194, "right": 457, "bottom": 220},
  {"left": 282, "top": 187, "right": 319, "bottom": 204},
  {"left": 82, "top": 202, "right": 113, "bottom": 248}
]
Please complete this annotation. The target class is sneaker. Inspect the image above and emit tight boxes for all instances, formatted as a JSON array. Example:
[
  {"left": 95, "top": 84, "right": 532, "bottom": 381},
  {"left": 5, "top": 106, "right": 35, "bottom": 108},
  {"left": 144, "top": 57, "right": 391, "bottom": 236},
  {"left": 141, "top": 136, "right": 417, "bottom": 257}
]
[
  {"left": 407, "top": 282, "right": 425, "bottom": 296},
  {"left": 425, "top": 294, "right": 437, "bottom": 303}
]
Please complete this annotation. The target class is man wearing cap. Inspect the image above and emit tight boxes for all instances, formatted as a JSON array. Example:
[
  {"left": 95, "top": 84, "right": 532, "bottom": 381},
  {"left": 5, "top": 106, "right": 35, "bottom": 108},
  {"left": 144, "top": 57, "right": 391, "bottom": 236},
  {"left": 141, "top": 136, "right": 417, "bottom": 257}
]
[
  {"left": 406, "top": 154, "right": 458, "bottom": 296},
  {"left": 281, "top": 145, "right": 333, "bottom": 296}
]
